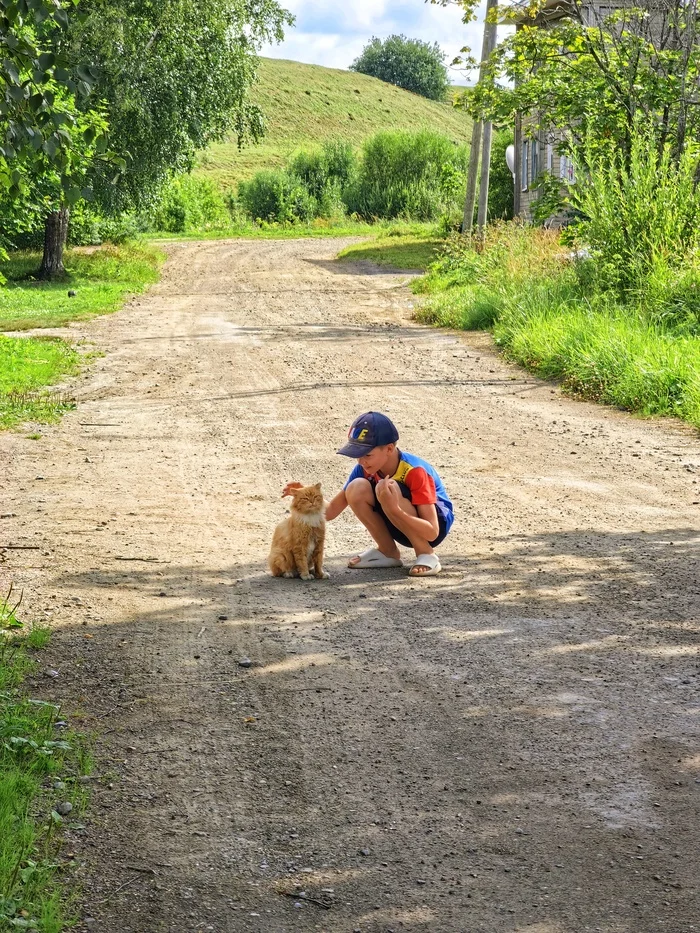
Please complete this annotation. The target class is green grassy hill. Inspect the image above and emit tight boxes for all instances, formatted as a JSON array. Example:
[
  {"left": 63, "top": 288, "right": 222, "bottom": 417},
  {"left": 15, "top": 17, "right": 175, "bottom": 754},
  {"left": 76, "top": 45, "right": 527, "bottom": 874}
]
[{"left": 196, "top": 58, "right": 473, "bottom": 191}]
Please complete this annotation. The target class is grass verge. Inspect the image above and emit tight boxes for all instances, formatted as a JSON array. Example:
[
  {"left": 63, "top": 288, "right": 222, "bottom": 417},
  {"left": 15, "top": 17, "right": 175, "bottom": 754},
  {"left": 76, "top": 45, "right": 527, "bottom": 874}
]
[
  {"left": 0, "top": 243, "right": 164, "bottom": 332},
  {"left": 148, "top": 217, "right": 439, "bottom": 243},
  {"left": 337, "top": 233, "right": 444, "bottom": 271},
  {"left": 0, "top": 242, "right": 163, "bottom": 429},
  {"left": 415, "top": 223, "right": 700, "bottom": 429},
  {"left": 1, "top": 595, "right": 91, "bottom": 931}
]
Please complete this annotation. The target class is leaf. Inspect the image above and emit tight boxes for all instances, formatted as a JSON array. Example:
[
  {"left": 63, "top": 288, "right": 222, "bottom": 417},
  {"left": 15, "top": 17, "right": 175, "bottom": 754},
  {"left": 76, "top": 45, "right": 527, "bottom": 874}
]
[
  {"left": 54, "top": 7, "right": 69, "bottom": 29},
  {"left": 38, "top": 51, "right": 55, "bottom": 71},
  {"left": 65, "top": 186, "right": 82, "bottom": 205}
]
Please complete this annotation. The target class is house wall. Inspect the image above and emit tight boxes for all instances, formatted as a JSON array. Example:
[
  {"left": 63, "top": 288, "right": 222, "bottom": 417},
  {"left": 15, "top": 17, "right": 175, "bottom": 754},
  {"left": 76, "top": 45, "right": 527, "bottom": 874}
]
[{"left": 514, "top": 121, "right": 576, "bottom": 222}]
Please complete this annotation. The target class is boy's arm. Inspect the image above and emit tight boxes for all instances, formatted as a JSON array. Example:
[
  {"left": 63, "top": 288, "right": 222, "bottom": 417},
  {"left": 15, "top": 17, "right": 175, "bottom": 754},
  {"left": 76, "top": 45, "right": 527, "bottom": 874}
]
[{"left": 324, "top": 489, "right": 348, "bottom": 522}]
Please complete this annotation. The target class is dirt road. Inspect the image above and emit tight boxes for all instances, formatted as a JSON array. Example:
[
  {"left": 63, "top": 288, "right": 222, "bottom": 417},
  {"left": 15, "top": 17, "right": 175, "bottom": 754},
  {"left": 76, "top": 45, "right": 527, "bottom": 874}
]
[{"left": 2, "top": 238, "right": 699, "bottom": 932}]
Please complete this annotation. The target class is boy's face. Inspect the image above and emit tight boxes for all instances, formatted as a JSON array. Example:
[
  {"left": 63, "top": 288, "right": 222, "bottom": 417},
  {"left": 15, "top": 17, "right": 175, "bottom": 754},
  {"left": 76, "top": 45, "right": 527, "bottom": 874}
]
[{"left": 357, "top": 443, "right": 395, "bottom": 475}]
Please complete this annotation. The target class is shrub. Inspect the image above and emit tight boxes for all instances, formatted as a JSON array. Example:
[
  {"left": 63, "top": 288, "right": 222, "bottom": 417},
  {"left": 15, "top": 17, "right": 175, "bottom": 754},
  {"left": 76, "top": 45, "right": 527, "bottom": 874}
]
[
  {"left": 346, "top": 130, "right": 468, "bottom": 221},
  {"left": 487, "top": 129, "right": 515, "bottom": 222},
  {"left": 350, "top": 35, "right": 449, "bottom": 101},
  {"left": 150, "top": 175, "right": 231, "bottom": 234},
  {"left": 572, "top": 122, "right": 700, "bottom": 298},
  {"left": 238, "top": 170, "right": 316, "bottom": 224}
]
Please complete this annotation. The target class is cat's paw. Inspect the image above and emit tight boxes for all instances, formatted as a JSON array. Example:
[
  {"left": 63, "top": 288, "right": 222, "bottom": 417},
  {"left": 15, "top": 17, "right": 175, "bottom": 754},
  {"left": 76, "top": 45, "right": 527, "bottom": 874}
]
[
  {"left": 283, "top": 571, "right": 296, "bottom": 579},
  {"left": 315, "top": 569, "right": 330, "bottom": 580},
  {"left": 300, "top": 572, "right": 314, "bottom": 581}
]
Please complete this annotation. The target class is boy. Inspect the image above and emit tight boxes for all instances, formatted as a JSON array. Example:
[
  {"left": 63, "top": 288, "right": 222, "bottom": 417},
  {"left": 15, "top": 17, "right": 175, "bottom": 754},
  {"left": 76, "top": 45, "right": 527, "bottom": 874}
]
[{"left": 285, "top": 412, "right": 454, "bottom": 577}]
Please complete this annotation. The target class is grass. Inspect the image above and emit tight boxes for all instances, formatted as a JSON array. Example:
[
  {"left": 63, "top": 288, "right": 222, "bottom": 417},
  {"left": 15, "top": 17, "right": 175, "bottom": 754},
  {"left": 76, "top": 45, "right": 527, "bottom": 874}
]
[
  {"left": 337, "top": 233, "right": 444, "bottom": 271},
  {"left": 0, "top": 337, "right": 80, "bottom": 429},
  {"left": 150, "top": 218, "right": 441, "bottom": 243},
  {"left": 0, "top": 243, "right": 164, "bottom": 332},
  {"left": 196, "top": 58, "right": 472, "bottom": 190},
  {"left": 0, "top": 242, "right": 163, "bottom": 429},
  {"left": 415, "top": 223, "right": 700, "bottom": 430},
  {"left": 0, "top": 596, "right": 91, "bottom": 932}
]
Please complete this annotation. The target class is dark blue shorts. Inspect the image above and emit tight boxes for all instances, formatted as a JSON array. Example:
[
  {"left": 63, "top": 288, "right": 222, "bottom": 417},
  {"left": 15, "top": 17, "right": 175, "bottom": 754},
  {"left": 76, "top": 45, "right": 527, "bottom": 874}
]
[{"left": 369, "top": 479, "right": 450, "bottom": 549}]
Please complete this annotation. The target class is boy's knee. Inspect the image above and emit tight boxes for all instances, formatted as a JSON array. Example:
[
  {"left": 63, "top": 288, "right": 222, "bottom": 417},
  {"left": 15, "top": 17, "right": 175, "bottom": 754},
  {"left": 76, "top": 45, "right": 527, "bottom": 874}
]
[{"left": 345, "top": 477, "right": 373, "bottom": 505}]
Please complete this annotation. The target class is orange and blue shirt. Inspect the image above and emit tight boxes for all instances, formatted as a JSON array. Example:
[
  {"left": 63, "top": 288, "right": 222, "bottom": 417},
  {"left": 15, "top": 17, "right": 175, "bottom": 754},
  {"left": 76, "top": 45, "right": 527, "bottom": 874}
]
[{"left": 345, "top": 450, "right": 454, "bottom": 532}]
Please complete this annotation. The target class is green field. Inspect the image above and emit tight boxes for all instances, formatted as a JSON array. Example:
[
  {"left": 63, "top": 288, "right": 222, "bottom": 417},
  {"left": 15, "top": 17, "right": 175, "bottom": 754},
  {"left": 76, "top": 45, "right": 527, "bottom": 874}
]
[{"left": 196, "top": 58, "right": 473, "bottom": 190}]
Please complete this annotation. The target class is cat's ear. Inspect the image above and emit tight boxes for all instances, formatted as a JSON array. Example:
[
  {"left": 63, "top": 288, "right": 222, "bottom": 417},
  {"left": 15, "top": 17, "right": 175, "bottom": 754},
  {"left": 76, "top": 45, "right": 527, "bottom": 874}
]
[{"left": 313, "top": 482, "right": 322, "bottom": 491}]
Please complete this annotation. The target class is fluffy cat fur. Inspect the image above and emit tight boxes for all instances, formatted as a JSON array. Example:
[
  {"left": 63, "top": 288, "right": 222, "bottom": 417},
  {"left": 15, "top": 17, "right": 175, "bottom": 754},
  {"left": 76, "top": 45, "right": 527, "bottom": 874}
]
[{"left": 268, "top": 482, "right": 329, "bottom": 581}]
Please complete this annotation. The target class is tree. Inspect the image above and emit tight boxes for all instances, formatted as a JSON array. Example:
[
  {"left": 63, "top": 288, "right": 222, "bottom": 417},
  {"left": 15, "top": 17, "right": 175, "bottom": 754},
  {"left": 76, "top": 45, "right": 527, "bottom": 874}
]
[
  {"left": 464, "top": 0, "right": 700, "bottom": 164},
  {"left": 0, "top": 0, "right": 106, "bottom": 277},
  {"left": 350, "top": 35, "right": 450, "bottom": 101},
  {"left": 72, "top": 0, "right": 293, "bottom": 215}
]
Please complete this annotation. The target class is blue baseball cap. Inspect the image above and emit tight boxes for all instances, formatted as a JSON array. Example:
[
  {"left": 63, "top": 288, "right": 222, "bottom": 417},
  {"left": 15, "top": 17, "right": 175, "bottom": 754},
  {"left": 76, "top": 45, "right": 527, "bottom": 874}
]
[{"left": 337, "top": 411, "right": 399, "bottom": 458}]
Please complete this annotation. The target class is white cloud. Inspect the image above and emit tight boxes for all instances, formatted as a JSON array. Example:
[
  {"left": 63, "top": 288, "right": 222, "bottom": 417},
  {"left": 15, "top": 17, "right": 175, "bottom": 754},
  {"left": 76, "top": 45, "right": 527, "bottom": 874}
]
[{"left": 259, "top": 0, "right": 495, "bottom": 84}]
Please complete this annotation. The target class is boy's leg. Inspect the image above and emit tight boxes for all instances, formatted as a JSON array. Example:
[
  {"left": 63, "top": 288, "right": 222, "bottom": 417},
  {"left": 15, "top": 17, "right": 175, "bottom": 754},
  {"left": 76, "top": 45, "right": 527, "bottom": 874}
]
[
  {"left": 375, "top": 480, "right": 439, "bottom": 576},
  {"left": 345, "top": 478, "right": 401, "bottom": 565}
]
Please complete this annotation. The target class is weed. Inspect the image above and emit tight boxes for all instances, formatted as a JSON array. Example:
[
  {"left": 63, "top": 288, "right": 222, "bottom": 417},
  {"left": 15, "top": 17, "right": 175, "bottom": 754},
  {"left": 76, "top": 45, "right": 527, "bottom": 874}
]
[{"left": 0, "top": 598, "right": 92, "bottom": 931}]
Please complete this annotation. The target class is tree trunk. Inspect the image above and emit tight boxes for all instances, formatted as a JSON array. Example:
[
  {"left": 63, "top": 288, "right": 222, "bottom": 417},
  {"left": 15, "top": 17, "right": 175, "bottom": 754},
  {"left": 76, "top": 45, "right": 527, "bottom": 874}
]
[{"left": 39, "top": 206, "right": 70, "bottom": 279}]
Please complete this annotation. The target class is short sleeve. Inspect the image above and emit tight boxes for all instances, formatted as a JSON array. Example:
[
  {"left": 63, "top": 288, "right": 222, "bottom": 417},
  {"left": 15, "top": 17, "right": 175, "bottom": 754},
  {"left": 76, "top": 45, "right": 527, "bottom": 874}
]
[
  {"left": 404, "top": 467, "right": 437, "bottom": 506},
  {"left": 344, "top": 463, "right": 365, "bottom": 489}
]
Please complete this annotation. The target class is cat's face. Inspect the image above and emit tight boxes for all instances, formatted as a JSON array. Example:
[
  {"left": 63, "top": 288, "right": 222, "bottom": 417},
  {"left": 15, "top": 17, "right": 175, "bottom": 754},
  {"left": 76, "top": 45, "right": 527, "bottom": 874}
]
[{"left": 291, "top": 482, "right": 324, "bottom": 515}]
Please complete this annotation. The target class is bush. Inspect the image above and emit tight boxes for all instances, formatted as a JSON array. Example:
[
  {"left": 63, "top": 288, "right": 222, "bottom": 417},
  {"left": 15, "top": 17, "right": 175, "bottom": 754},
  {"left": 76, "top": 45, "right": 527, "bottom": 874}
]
[
  {"left": 488, "top": 129, "right": 515, "bottom": 222},
  {"left": 287, "top": 140, "right": 356, "bottom": 219},
  {"left": 350, "top": 35, "right": 449, "bottom": 102},
  {"left": 149, "top": 175, "right": 231, "bottom": 234},
  {"left": 572, "top": 122, "right": 700, "bottom": 299},
  {"left": 238, "top": 170, "right": 317, "bottom": 224},
  {"left": 345, "top": 130, "right": 468, "bottom": 221}
]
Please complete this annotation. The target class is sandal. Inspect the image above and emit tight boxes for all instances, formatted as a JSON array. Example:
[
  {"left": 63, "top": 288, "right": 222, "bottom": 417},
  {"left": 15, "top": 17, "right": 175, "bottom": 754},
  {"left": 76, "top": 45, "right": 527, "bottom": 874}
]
[
  {"left": 348, "top": 547, "right": 403, "bottom": 569},
  {"left": 409, "top": 553, "right": 442, "bottom": 576}
]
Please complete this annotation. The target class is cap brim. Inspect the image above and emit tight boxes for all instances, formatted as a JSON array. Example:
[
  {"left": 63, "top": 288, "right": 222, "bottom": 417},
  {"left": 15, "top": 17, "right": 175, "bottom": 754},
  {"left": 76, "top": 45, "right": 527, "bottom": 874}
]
[{"left": 337, "top": 442, "right": 374, "bottom": 458}]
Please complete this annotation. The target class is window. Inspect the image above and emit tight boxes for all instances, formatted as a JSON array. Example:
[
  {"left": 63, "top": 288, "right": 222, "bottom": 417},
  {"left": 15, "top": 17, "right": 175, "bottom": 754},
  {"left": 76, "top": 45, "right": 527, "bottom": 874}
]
[
  {"left": 560, "top": 154, "right": 576, "bottom": 184},
  {"left": 521, "top": 141, "right": 529, "bottom": 191},
  {"left": 530, "top": 138, "right": 539, "bottom": 184},
  {"left": 546, "top": 143, "right": 554, "bottom": 172}
]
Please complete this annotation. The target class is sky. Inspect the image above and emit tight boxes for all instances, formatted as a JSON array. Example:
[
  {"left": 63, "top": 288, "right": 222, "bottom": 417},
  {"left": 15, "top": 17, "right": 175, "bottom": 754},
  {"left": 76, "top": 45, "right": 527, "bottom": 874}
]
[{"left": 259, "top": 0, "right": 492, "bottom": 85}]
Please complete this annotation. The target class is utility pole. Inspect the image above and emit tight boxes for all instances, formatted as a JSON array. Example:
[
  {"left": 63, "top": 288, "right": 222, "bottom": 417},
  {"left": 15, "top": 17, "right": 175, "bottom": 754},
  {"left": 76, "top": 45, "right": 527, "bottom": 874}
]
[{"left": 462, "top": 0, "right": 498, "bottom": 234}]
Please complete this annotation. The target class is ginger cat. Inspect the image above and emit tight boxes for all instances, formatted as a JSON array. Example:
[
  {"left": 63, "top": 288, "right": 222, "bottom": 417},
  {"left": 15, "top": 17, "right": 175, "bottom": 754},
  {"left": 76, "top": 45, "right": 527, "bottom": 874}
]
[{"left": 268, "top": 482, "right": 329, "bottom": 581}]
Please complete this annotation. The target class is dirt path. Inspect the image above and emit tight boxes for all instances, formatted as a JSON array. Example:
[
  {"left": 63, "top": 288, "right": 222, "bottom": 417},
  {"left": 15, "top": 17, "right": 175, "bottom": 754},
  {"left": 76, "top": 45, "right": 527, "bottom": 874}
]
[{"left": 2, "top": 238, "right": 699, "bottom": 933}]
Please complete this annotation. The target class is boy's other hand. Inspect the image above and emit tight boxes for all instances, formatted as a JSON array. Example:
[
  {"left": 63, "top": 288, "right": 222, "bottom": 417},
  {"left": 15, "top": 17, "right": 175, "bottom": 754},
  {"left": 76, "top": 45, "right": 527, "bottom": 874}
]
[{"left": 282, "top": 481, "right": 304, "bottom": 498}]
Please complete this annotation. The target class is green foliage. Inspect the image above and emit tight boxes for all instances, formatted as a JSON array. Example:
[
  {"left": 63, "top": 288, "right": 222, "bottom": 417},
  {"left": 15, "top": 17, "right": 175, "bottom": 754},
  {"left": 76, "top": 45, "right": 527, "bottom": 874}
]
[
  {"left": 345, "top": 130, "right": 468, "bottom": 221},
  {"left": 415, "top": 222, "right": 700, "bottom": 430},
  {"left": 467, "top": 0, "right": 699, "bottom": 162},
  {"left": 0, "top": 0, "right": 103, "bottom": 200},
  {"left": 236, "top": 130, "right": 467, "bottom": 225},
  {"left": 571, "top": 123, "right": 700, "bottom": 304},
  {"left": 74, "top": 0, "right": 294, "bottom": 215},
  {"left": 150, "top": 176, "right": 232, "bottom": 234},
  {"left": 488, "top": 129, "right": 514, "bottom": 222},
  {"left": 350, "top": 34, "right": 450, "bottom": 102},
  {"left": 238, "top": 170, "right": 317, "bottom": 224},
  {"left": 0, "top": 611, "right": 91, "bottom": 932}
]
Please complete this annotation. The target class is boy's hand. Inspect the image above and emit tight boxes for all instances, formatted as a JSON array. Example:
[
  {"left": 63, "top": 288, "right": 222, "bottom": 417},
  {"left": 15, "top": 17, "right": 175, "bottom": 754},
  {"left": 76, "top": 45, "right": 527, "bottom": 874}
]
[{"left": 282, "top": 481, "right": 304, "bottom": 498}]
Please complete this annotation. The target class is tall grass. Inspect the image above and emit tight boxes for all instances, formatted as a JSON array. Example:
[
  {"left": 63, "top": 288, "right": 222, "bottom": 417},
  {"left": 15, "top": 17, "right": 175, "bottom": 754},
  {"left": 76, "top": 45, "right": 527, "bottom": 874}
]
[
  {"left": 415, "top": 223, "right": 700, "bottom": 429},
  {"left": 345, "top": 130, "right": 468, "bottom": 221},
  {"left": 572, "top": 124, "right": 700, "bottom": 315}
]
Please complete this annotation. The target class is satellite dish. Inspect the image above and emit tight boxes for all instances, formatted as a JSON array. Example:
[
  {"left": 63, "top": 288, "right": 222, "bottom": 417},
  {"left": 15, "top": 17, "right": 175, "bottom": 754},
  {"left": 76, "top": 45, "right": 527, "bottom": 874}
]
[{"left": 505, "top": 144, "right": 515, "bottom": 176}]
